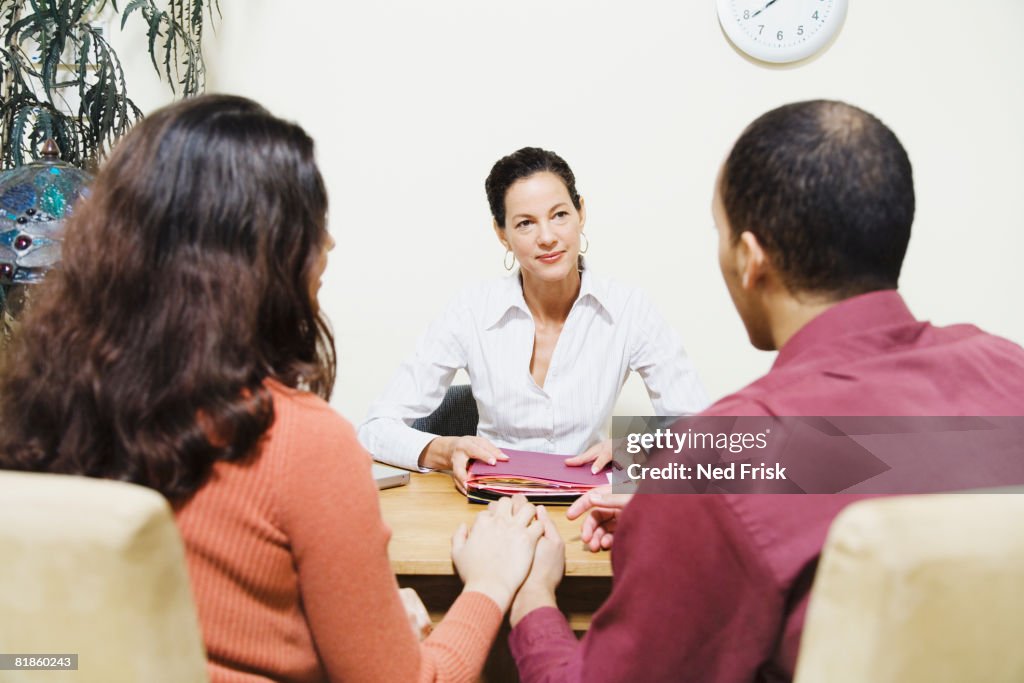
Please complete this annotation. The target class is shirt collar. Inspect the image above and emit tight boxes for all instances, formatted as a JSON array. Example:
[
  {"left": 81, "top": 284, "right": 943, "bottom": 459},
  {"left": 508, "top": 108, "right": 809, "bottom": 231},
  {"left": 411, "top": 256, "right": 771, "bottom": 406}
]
[
  {"left": 484, "top": 259, "right": 613, "bottom": 329},
  {"left": 774, "top": 289, "right": 917, "bottom": 369}
]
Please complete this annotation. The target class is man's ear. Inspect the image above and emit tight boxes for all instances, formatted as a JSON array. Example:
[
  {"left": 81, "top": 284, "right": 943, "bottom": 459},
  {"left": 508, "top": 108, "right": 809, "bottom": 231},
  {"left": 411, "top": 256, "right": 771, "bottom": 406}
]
[{"left": 737, "top": 231, "right": 768, "bottom": 291}]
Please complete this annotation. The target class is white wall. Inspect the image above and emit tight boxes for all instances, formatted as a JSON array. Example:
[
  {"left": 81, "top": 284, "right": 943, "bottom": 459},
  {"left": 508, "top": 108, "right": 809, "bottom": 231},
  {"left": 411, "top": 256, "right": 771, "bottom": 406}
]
[{"left": 111, "top": 1, "right": 1024, "bottom": 421}]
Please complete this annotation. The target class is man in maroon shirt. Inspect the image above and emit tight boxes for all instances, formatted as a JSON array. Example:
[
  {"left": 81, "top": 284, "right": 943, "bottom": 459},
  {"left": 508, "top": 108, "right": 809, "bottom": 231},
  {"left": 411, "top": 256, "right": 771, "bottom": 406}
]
[{"left": 507, "top": 100, "right": 1024, "bottom": 682}]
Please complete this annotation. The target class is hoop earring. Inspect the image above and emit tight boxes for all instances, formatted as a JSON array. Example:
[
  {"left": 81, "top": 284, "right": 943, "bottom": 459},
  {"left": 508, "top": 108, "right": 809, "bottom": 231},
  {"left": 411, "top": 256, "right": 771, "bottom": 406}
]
[
  {"left": 579, "top": 232, "right": 590, "bottom": 254},
  {"left": 503, "top": 250, "right": 516, "bottom": 271}
]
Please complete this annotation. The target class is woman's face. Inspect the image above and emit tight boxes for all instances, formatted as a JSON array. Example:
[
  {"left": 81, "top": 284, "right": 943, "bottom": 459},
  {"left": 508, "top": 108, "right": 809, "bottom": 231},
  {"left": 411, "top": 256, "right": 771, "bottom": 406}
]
[{"left": 495, "top": 171, "right": 586, "bottom": 285}]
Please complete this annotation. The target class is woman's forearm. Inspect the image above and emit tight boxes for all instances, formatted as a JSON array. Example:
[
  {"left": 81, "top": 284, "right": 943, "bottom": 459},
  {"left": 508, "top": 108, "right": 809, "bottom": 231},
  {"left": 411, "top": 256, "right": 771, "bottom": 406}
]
[{"left": 419, "top": 436, "right": 454, "bottom": 470}]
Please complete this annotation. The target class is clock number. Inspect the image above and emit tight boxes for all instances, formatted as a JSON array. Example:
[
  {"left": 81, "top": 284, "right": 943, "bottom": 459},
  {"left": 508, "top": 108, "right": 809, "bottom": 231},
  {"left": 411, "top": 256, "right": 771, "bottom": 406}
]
[{"left": 716, "top": 0, "right": 847, "bottom": 63}]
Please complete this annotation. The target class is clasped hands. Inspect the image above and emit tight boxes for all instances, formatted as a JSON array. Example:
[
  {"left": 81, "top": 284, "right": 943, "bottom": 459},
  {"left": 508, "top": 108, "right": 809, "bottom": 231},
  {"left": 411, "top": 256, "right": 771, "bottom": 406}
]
[
  {"left": 450, "top": 494, "right": 564, "bottom": 626},
  {"left": 450, "top": 488, "right": 634, "bottom": 630},
  {"left": 431, "top": 436, "right": 631, "bottom": 623}
]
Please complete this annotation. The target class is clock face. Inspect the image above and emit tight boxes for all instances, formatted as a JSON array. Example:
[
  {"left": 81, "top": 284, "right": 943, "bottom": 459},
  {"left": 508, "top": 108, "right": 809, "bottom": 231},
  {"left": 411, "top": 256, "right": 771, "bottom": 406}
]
[{"left": 716, "top": 0, "right": 848, "bottom": 64}]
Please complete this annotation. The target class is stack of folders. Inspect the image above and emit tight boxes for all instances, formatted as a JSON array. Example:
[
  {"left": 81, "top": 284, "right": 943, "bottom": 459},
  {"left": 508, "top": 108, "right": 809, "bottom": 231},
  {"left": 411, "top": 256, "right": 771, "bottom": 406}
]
[{"left": 466, "top": 448, "right": 613, "bottom": 505}]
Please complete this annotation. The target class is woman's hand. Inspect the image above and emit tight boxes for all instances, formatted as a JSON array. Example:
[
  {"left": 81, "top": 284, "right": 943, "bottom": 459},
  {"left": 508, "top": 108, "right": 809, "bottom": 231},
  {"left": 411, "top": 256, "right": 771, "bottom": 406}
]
[
  {"left": 565, "top": 485, "right": 633, "bottom": 552},
  {"left": 451, "top": 494, "right": 543, "bottom": 612},
  {"left": 564, "top": 438, "right": 614, "bottom": 474},
  {"left": 510, "top": 505, "right": 565, "bottom": 627},
  {"left": 419, "top": 435, "right": 508, "bottom": 495},
  {"left": 450, "top": 436, "right": 509, "bottom": 495}
]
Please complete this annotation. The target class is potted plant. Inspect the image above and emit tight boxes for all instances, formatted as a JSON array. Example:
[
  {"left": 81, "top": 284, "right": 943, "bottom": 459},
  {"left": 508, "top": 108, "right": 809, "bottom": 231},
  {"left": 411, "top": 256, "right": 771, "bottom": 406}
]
[
  {"left": 1, "top": 0, "right": 220, "bottom": 169},
  {"left": 1, "top": 0, "right": 219, "bottom": 344}
]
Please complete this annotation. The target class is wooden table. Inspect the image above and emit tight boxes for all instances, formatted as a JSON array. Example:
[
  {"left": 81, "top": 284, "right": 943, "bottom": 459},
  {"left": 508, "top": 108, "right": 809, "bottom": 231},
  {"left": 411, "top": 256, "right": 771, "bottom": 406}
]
[{"left": 379, "top": 472, "right": 612, "bottom": 681}]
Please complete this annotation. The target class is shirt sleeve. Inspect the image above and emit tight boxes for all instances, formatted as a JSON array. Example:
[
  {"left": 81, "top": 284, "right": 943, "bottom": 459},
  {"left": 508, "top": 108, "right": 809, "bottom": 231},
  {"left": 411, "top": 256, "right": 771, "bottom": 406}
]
[
  {"left": 509, "top": 492, "right": 785, "bottom": 683},
  {"left": 278, "top": 404, "right": 503, "bottom": 682},
  {"left": 627, "top": 289, "right": 709, "bottom": 416},
  {"left": 508, "top": 607, "right": 583, "bottom": 681},
  {"left": 358, "top": 296, "right": 470, "bottom": 471}
]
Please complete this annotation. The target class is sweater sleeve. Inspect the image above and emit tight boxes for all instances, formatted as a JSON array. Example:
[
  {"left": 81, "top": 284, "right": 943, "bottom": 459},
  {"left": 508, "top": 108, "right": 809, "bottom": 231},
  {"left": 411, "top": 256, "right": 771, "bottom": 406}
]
[{"left": 275, "top": 393, "right": 501, "bottom": 682}]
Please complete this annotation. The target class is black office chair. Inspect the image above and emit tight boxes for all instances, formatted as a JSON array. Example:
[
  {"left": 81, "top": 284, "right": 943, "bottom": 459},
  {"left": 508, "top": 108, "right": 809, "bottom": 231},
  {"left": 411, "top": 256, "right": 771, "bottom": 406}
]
[{"left": 412, "top": 384, "right": 479, "bottom": 437}]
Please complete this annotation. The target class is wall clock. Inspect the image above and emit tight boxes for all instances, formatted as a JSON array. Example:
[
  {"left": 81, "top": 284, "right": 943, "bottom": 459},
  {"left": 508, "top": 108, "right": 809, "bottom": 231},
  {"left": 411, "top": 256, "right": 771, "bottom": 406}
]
[{"left": 716, "top": 0, "right": 849, "bottom": 64}]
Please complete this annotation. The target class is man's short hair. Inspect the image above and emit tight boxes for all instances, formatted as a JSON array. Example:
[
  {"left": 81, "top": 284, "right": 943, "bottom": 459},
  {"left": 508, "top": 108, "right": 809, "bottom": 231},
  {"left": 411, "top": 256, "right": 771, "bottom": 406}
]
[{"left": 721, "top": 100, "right": 915, "bottom": 298}]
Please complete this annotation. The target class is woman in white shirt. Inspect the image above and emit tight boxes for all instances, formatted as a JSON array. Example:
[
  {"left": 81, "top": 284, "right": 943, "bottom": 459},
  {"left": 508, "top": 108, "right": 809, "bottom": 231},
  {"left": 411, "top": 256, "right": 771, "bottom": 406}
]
[{"left": 358, "top": 148, "right": 707, "bottom": 492}]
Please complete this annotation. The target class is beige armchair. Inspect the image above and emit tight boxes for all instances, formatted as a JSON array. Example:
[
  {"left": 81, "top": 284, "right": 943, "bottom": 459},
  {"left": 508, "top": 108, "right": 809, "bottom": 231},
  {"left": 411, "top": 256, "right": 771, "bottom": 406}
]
[
  {"left": 794, "top": 491, "right": 1024, "bottom": 683},
  {"left": 0, "top": 470, "right": 207, "bottom": 683}
]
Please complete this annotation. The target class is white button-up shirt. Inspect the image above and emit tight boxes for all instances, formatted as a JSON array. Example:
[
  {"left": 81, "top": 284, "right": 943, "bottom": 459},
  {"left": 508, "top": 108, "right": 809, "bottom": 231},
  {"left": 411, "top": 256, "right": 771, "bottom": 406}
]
[{"left": 358, "top": 266, "right": 708, "bottom": 470}]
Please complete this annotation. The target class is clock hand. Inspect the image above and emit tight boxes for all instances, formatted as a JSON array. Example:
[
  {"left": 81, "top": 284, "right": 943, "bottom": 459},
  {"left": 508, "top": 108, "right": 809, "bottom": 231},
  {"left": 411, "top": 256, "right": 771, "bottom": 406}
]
[{"left": 750, "top": 0, "right": 779, "bottom": 19}]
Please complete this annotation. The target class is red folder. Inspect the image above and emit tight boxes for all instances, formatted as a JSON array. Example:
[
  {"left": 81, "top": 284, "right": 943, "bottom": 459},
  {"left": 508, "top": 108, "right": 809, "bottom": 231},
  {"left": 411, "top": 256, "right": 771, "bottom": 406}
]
[{"left": 466, "top": 448, "right": 611, "bottom": 505}]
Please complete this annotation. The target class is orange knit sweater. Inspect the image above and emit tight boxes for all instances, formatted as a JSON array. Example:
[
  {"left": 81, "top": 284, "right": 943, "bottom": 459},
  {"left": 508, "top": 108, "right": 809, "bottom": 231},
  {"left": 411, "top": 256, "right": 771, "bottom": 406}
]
[{"left": 174, "top": 380, "right": 501, "bottom": 682}]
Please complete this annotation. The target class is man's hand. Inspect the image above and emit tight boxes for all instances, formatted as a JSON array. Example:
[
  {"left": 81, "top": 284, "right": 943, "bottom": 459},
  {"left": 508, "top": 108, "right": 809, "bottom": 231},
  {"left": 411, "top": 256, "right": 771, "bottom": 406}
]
[
  {"left": 566, "top": 485, "right": 633, "bottom": 552},
  {"left": 510, "top": 505, "right": 565, "bottom": 627}
]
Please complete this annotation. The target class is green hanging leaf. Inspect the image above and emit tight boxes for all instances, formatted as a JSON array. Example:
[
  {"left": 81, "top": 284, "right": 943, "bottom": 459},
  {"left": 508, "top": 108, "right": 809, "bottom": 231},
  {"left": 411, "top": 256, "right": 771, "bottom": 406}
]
[
  {"left": 2, "top": 0, "right": 218, "bottom": 169},
  {"left": 120, "top": 0, "right": 146, "bottom": 31},
  {"left": 149, "top": 9, "right": 167, "bottom": 79}
]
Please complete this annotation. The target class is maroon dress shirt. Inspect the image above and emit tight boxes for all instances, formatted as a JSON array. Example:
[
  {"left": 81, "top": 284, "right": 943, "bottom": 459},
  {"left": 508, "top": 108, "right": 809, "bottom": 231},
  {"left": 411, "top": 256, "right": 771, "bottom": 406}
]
[{"left": 510, "top": 290, "right": 1024, "bottom": 682}]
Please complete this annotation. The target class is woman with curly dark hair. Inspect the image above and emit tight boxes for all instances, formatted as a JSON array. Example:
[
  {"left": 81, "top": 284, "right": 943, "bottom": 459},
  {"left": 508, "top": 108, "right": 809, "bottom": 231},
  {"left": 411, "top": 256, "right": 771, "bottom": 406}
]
[{"left": 0, "top": 94, "right": 542, "bottom": 682}]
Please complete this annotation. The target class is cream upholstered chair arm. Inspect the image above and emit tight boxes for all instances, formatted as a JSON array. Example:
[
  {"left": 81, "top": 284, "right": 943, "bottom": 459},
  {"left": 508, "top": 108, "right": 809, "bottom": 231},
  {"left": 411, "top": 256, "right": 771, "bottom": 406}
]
[
  {"left": 0, "top": 470, "right": 208, "bottom": 683},
  {"left": 794, "top": 491, "right": 1024, "bottom": 683}
]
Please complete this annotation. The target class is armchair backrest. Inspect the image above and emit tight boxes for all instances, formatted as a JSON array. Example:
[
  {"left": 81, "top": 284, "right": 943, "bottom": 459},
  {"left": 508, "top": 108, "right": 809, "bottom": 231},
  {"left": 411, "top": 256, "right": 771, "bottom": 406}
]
[
  {"left": 0, "top": 470, "right": 208, "bottom": 683},
  {"left": 794, "top": 491, "right": 1024, "bottom": 683},
  {"left": 412, "top": 383, "right": 479, "bottom": 437}
]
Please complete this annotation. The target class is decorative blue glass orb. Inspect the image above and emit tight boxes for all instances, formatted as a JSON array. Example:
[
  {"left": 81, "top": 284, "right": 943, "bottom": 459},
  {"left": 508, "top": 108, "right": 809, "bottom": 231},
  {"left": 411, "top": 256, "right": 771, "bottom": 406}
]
[{"left": 0, "top": 140, "right": 93, "bottom": 287}]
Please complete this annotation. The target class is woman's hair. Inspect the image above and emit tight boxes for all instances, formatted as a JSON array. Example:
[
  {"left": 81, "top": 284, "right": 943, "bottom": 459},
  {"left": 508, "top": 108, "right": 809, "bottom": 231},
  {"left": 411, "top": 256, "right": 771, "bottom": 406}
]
[
  {"left": 485, "top": 147, "right": 581, "bottom": 227},
  {"left": 0, "top": 94, "right": 336, "bottom": 500}
]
